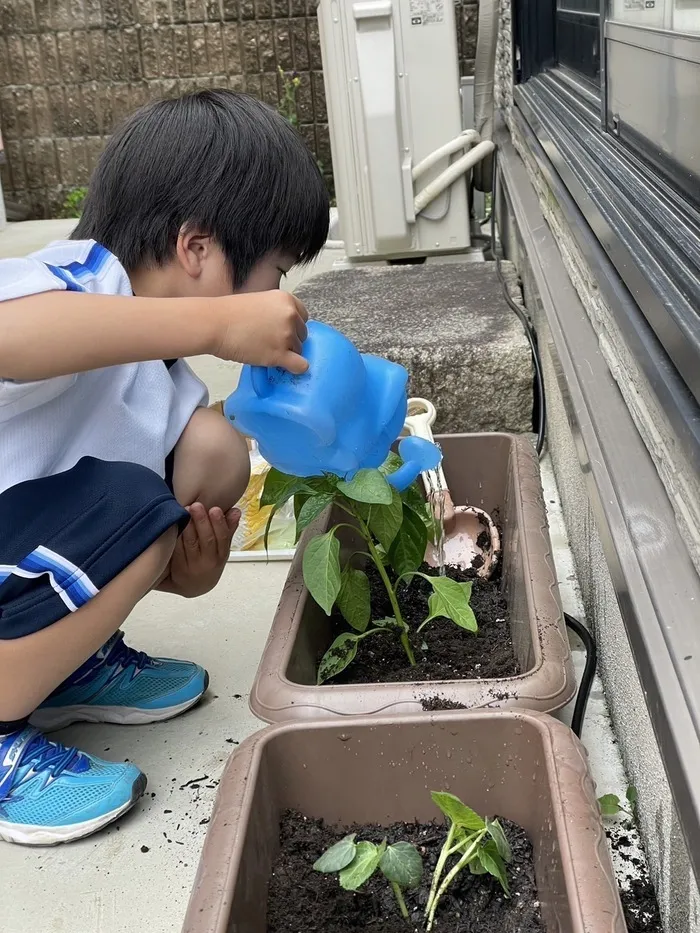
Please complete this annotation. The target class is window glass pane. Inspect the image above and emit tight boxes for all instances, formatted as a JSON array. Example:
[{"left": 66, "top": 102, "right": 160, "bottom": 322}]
[
  {"left": 610, "top": 0, "right": 700, "bottom": 32},
  {"left": 673, "top": 0, "right": 700, "bottom": 32},
  {"left": 556, "top": 0, "right": 601, "bottom": 81}
]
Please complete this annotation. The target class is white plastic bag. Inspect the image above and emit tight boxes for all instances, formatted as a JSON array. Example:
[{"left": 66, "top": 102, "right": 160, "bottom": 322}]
[{"left": 230, "top": 440, "right": 296, "bottom": 553}]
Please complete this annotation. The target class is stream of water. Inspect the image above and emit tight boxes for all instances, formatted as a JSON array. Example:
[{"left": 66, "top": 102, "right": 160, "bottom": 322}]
[{"left": 425, "top": 468, "right": 447, "bottom": 577}]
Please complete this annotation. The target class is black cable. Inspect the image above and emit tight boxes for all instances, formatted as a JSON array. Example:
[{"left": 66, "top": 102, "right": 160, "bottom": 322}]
[
  {"left": 489, "top": 148, "right": 547, "bottom": 457},
  {"left": 564, "top": 612, "right": 597, "bottom": 738}
]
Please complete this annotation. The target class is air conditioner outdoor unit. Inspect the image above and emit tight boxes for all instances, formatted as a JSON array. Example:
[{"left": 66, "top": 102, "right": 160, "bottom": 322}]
[{"left": 318, "top": 0, "right": 487, "bottom": 261}]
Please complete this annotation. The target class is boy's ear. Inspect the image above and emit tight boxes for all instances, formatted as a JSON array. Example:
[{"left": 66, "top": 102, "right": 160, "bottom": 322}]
[{"left": 175, "top": 227, "right": 212, "bottom": 279}]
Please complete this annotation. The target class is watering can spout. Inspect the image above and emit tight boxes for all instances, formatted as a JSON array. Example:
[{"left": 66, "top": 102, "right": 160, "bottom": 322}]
[{"left": 387, "top": 437, "right": 443, "bottom": 492}]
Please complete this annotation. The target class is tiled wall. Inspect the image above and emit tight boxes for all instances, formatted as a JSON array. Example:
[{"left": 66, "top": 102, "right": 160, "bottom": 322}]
[{"left": 0, "top": 0, "right": 479, "bottom": 218}]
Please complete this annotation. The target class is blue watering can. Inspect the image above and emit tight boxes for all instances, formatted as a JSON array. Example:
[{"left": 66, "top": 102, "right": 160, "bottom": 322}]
[{"left": 224, "top": 320, "right": 441, "bottom": 491}]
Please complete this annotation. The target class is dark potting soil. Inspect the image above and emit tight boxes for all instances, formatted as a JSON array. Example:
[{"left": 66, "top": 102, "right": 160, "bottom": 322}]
[
  {"left": 420, "top": 697, "right": 468, "bottom": 711},
  {"left": 606, "top": 820, "right": 663, "bottom": 932},
  {"left": 267, "top": 811, "right": 544, "bottom": 933},
  {"left": 327, "top": 563, "right": 520, "bottom": 686}
]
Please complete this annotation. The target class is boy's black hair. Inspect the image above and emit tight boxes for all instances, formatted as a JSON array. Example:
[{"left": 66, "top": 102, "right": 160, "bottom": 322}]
[{"left": 72, "top": 89, "right": 329, "bottom": 286}]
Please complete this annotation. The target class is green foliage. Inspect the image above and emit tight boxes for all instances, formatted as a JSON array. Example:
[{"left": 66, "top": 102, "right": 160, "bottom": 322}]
[
  {"left": 426, "top": 792, "right": 513, "bottom": 930},
  {"left": 277, "top": 66, "right": 301, "bottom": 127},
  {"left": 314, "top": 834, "right": 422, "bottom": 919},
  {"left": 312, "top": 792, "right": 512, "bottom": 927},
  {"left": 261, "top": 452, "right": 480, "bottom": 684},
  {"left": 598, "top": 786, "right": 637, "bottom": 818},
  {"left": 57, "top": 187, "right": 88, "bottom": 219},
  {"left": 263, "top": 458, "right": 478, "bottom": 681}
]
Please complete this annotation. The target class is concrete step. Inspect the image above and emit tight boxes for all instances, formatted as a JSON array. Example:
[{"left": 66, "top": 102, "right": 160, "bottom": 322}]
[{"left": 295, "top": 259, "right": 534, "bottom": 435}]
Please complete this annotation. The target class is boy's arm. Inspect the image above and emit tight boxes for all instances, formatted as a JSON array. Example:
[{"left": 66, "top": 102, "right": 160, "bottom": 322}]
[{"left": 0, "top": 289, "right": 309, "bottom": 381}]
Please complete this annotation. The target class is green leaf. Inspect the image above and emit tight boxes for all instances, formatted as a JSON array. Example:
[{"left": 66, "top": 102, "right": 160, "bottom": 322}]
[
  {"left": 373, "top": 616, "right": 399, "bottom": 629},
  {"left": 402, "top": 482, "right": 427, "bottom": 514},
  {"left": 339, "top": 841, "right": 382, "bottom": 891},
  {"left": 486, "top": 818, "right": 512, "bottom": 862},
  {"left": 626, "top": 786, "right": 638, "bottom": 807},
  {"left": 261, "top": 468, "right": 308, "bottom": 508},
  {"left": 379, "top": 451, "right": 403, "bottom": 476},
  {"left": 338, "top": 469, "right": 392, "bottom": 505},
  {"left": 303, "top": 529, "right": 342, "bottom": 615},
  {"left": 477, "top": 845, "right": 510, "bottom": 894},
  {"left": 379, "top": 842, "right": 423, "bottom": 889},
  {"left": 296, "top": 493, "right": 334, "bottom": 540},
  {"left": 431, "top": 792, "right": 486, "bottom": 832},
  {"left": 294, "top": 492, "right": 310, "bottom": 521},
  {"left": 469, "top": 839, "right": 498, "bottom": 875},
  {"left": 598, "top": 794, "right": 622, "bottom": 816},
  {"left": 317, "top": 632, "right": 359, "bottom": 684},
  {"left": 313, "top": 834, "right": 357, "bottom": 872},
  {"left": 425, "top": 591, "right": 447, "bottom": 625},
  {"left": 425, "top": 578, "right": 477, "bottom": 632},
  {"left": 388, "top": 505, "right": 428, "bottom": 577},
  {"left": 337, "top": 567, "right": 371, "bottom": 633},
  {"left": 368, "top": 487, "right": 404, "bottom": 551}
]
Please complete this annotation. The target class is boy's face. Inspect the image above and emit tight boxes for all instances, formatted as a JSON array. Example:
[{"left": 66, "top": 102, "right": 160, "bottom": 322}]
[
  {"left": 179, "top": 234, "right": 297, "bottom": 297},
  {"left": 236, "top": 249, "right": 298, "bottom": 294},
  {"left": 132, "top": 232, "right": 301, "bottom": 299}
]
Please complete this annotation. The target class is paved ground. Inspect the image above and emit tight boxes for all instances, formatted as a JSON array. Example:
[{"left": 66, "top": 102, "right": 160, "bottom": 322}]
[{"left": 0, "top": 221, "right": 639, "bottom": 933}]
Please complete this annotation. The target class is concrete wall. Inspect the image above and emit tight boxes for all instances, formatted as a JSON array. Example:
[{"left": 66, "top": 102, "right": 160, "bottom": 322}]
[
  {"left": 0, "top": 0, "right": 480, "bottom": 218},
  {"left": 498, "top": 2, "right": 700, "bottom": 926}
]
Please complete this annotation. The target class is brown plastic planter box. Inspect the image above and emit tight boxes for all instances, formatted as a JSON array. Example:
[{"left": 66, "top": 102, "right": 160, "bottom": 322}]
[
  {"left": 183, "top": 711, "right": 625, "bottom": 933},
  {"left": 249, "top": 434, "right": 575, "bottom": 721}
]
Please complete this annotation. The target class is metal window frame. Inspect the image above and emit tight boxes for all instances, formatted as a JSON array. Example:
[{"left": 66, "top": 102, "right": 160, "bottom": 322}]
[
  {"left": 514, "top": 74, "right": 700, "bottom": 464},
  {"left": 496, "top": 117, "right": 700, "bottom": 883}
]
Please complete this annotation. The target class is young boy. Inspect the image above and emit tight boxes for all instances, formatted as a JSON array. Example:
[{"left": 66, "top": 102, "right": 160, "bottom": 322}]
[{"left": 0, "top": 89, "right": 329, "bottom": 845}]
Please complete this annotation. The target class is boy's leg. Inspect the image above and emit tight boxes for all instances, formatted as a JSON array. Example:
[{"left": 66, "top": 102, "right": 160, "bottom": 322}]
[
  {"left": 169, "top": 405, "right": 250, "bottom": 511},
  {"left": 0, "top": 530, "right": 176, "bottom": 722},
  {"left": 31, "top": 408, "right": 250, "bottom": 731},
  {"left": 0, "top": 460, "right": 183, "bottom": 844}
]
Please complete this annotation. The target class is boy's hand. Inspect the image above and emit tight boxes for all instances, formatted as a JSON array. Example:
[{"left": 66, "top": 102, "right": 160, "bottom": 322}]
[
  {"left": 160, "top": 503, "right": 240, "bottom": 598},
  {"left": 215, "top": 290, "right": 309, "bottom": 375}
]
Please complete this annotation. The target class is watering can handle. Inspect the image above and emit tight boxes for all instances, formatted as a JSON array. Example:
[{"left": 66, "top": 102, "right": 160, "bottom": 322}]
[
  {"left": 248, "top": 365, "right": 337, "bottom": 446},
  {"left": 403, "top": 398, "right": 449, "bottom": 497},
  {"left": 251, "top": 366, "right": 273, "bottom": 399}
]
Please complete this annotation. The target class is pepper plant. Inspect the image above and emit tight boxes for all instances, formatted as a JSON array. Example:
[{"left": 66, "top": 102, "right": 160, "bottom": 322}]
[
  {"left": 261, "top": 453, "right": 478, "bottom": 683},
  {"left": 426, "top": 792, "right": 512, "bottom": 930},
  {"left": 311, "top": 792, "right": 512, "bottom": 927},
  {"left": 313, "top": 833, "right": 423, "bottom": 919}
]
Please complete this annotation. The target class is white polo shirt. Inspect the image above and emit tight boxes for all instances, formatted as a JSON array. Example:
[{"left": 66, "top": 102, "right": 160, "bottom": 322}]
[{"left": 0, "top": 239, "right": 208, "bottom": 496}]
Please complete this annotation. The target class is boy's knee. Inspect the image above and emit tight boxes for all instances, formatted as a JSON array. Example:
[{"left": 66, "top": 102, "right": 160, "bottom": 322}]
[{"left": 172, "top": 407, "right": 250, "bottom": 511}]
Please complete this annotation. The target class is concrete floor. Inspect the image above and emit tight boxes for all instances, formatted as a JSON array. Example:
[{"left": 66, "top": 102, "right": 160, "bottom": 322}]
[{"left": 0, "top": 220, "right": 644, "bottom": 932}]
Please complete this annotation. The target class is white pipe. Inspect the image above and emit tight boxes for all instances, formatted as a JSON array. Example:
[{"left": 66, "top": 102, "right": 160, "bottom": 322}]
[
  {"left": 411, "top": 130, "right": 481, "bottom": 181},
  {"left": 473, "top": 0, "right": 499, "bottom": 190},
  {"left": 413, "top": 139, "right": 495, "bottom": 215}
]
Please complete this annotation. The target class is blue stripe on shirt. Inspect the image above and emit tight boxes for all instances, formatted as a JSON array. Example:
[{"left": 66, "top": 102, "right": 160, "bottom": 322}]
[
  {"left": 62, "top": 243, "right": 111, "bottom": 279},
  {"left": 42, "top": 244, "right": 112, "bottom": 291},
  {"left": 43, "top": 263, "right": 86, "bottom": 291}
]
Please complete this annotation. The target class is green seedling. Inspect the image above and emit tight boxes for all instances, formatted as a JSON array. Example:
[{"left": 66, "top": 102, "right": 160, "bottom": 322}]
[
  {"left": 426, "top": 792, "right": 512, "bottom": 931},
  {"left": 313, "top": 833, "right": 423, "bottom": 919},
  {"left": 261, "top": 453, "right": 478, "bottom": 683},
  {"left": 598, "top": 785, "right": 637, "bottom": 818}
]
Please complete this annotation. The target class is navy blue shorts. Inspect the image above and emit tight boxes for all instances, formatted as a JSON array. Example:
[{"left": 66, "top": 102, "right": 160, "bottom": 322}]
[{"left": 0, "top": 457, "right": 188, "bottom": 640}]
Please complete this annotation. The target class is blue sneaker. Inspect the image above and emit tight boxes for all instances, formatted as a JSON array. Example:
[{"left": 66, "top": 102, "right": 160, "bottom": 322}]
[
  {"left": 30, "top": 631, "right": 209, "bottom": 731},
  {"left": 0, "top": 727, "right": 146, "bottom": 845}
]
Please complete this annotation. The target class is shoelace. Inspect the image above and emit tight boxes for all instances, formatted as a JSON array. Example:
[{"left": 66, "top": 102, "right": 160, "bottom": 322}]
[
  {"left": 105, "top": 632, "right": 151, "bottom": 674},
  {"left": 25, "top": 734, "right": 82, "bottom": 777}
]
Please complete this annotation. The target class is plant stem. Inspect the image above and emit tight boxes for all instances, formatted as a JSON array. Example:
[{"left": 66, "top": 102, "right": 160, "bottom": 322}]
[
  {"left": 391, "top": 882, "right": 409, "bottom": 920},
  {"left": 357, "top": 515, "right": 416, "bottom": 667},
  {"left": 425, "top": 823, "right": 456, "bottom": 917},
  {"left": 427, "top": 831, "right": 486, "bottom": 931}
]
